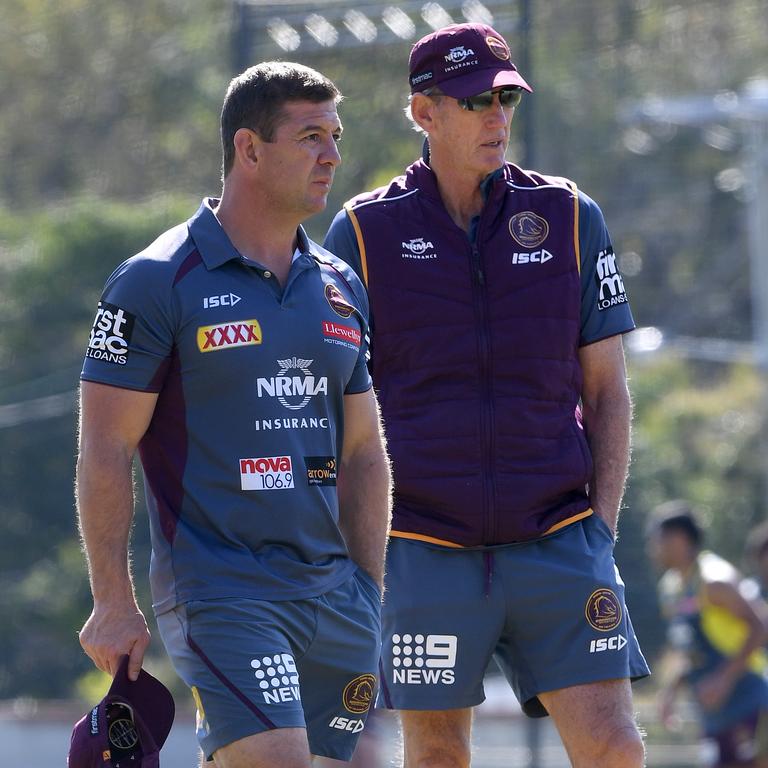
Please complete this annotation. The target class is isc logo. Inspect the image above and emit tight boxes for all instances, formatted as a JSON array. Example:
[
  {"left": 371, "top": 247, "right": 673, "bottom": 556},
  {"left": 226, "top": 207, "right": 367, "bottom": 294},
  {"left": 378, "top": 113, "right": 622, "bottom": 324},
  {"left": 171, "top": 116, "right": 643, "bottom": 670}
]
[
  {"left": 328, "top": 716, "right": 365, "bottom": 733},
  {"left": 589, "top": 634, "right": 627, "bottom": 654},
  {"left": 511, "top": 250, "right": 553, "bottom": 264},
  {"left": 203, "top": 292, "right": 241, "bottom": 309},
  {"left": 239, "top": 456, "right": 294, "bottom": 491}
]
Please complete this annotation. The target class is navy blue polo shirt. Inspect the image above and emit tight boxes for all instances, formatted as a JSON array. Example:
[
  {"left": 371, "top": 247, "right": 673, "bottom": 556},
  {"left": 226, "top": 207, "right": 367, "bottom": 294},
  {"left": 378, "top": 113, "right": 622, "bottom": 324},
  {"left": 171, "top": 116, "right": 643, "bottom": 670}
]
[{"left": 81, "top": 198, "right": 372, "bottom": 612}]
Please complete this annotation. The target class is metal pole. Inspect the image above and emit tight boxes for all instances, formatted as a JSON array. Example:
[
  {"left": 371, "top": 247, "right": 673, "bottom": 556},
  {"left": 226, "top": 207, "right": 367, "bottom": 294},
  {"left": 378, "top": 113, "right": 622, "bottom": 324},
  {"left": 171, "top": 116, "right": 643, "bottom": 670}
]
[
  {"left": 745, "top": 119, "right": 768, "bottom": 372},
  {"left": 232, "top": 0, "right": 251, "bottom": 74},
  {"left": 518, "top": 0, "right": 535, "bottom": 169},
  {"left": 525, "top": 715, "right": 542, "bottom": 768},
  {"left": 744, "top": 117, "right": 768, "bottom": 515}
]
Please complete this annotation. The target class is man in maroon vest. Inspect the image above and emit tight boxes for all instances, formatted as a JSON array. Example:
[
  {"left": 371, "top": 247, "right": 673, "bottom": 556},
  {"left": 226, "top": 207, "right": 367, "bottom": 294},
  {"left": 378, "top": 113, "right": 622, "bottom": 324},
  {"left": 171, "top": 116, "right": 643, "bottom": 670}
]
[{"left": 325, "top": 23, "right": 649, "bottom": 768}]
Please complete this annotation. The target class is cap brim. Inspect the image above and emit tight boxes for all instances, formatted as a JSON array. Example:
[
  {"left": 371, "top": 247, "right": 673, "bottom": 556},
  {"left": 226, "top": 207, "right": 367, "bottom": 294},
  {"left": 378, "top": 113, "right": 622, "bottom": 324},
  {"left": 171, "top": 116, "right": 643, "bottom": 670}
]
[{"left": 438, "top": 68, "right": 532, "bottom": 98}]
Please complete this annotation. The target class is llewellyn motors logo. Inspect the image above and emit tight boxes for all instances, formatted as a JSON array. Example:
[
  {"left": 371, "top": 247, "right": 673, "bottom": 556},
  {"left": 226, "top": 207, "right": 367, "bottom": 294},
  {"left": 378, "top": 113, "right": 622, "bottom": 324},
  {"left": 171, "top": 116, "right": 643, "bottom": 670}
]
[{"left": 322, "top": 321, "right": 361, "bottom": 350}]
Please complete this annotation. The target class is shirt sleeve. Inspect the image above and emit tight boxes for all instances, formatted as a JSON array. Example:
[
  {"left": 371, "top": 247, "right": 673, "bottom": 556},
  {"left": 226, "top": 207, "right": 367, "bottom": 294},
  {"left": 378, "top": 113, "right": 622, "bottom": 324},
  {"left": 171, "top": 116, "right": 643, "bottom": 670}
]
[
  {"left": 325, "top": 208, "right": 377, "bottom": 378},
  {"left": 579, "top": 191, "right": 635, "bottom": 346},
  {"left": 338, "top": 265, "right": 372, "bottom": 396},
  {"left": 80, "top": 257, "right": 176, "bottom": 391},
  {"left": 323, "top": 208, "right": 366, "bottom": 284}
]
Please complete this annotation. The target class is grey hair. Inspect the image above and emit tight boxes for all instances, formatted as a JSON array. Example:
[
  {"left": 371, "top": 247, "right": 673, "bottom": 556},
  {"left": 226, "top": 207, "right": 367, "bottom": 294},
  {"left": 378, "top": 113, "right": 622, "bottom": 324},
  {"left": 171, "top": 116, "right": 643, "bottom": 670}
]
[{"left": 403, "top": 87, "right": 443, "bottom": 135}]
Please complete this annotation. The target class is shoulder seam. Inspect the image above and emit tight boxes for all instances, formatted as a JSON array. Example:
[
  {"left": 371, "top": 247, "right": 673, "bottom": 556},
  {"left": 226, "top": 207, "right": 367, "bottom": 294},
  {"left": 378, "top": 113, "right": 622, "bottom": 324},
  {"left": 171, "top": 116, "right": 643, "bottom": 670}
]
[
  {"left": 507, "top": 181, "right": 574, "bottom": 192},
  {"left": 347, "top": 188, "right": 419, "bottom": 211}
]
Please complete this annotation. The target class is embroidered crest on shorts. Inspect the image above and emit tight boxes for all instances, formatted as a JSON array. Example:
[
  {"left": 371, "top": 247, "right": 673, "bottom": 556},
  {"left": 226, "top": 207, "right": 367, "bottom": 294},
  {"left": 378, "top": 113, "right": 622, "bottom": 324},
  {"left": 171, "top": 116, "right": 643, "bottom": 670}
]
[
  {"left": 585, "top": 588, "right": 622, "bottom": 632},
  {"left": 343, "top": 673, "right": 376, "bottom": 714}
]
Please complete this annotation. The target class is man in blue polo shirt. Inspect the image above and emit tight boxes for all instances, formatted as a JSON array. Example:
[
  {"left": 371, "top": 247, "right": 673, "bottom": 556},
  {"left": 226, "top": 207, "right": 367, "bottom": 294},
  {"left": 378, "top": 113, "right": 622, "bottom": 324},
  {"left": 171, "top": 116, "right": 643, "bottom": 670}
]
[
  {"left": 76, "top": 62, "right": 391, "bottom": 767},
  {"left": 325, "top": 23, "right": 648, "bottom": 768}
]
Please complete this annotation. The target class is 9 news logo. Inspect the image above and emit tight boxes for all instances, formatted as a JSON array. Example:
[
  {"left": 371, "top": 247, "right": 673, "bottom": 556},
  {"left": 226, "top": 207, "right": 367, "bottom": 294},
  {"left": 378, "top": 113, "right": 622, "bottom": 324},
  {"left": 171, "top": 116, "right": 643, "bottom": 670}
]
[{"left": 391, "top": 633, "right": 457, "bottom": 685}]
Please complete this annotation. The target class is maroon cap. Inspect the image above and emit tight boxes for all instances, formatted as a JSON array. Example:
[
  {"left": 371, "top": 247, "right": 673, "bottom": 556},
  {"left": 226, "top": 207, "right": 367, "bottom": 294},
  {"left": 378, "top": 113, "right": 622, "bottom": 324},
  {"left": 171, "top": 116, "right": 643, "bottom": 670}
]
[
  {"left": 68, "top": 656, "right": 175, "bottom": 768},
  {"left": 409, "top": 23, "right": 532, "bottom": 98}
]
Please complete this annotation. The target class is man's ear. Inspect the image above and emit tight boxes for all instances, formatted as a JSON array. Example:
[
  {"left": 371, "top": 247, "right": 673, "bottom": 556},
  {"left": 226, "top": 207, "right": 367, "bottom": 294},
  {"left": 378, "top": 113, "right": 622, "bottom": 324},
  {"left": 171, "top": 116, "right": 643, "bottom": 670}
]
[
  {"left": 410, "top": 93, "right": 439, "bottom": 133},
  {"left": 232, "top": 127, "right": 262, "bottom": 171}
]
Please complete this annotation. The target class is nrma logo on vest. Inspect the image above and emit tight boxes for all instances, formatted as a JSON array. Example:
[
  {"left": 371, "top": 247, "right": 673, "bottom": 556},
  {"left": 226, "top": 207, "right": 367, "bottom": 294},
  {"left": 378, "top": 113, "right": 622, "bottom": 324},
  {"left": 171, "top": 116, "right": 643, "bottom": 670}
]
[
  {"left": 401, "top": 237, "right": 438, "bottom": 260},
  {"left": 391, "top": 634, "right": 457, "bottom": 685},
  {"left": 511, "top": 250, "right": 553, "bottom": 265}
]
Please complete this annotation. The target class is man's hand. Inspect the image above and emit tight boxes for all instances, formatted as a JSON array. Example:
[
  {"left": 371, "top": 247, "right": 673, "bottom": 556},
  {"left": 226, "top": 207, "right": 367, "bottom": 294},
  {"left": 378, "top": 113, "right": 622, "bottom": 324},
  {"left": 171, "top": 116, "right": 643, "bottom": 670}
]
[
  {"left": 77, "top": 382, "right": 159, "bottom": 680},
  {"left": 337, "top": 389, "right": 392, "bottom": 591},
  {"left": 79, "top": 602, "right": 151, "bottom": 681},
  {"left": 695, "top": 666, "right": 736, "bottom": 711}
]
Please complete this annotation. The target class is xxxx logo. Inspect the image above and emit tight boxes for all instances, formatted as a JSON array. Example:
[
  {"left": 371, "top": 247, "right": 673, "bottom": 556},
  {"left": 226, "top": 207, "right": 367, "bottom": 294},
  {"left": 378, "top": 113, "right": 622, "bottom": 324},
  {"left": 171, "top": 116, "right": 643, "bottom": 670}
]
[{"left": 197, "top": 319, "right": 263, "bottom": 352}]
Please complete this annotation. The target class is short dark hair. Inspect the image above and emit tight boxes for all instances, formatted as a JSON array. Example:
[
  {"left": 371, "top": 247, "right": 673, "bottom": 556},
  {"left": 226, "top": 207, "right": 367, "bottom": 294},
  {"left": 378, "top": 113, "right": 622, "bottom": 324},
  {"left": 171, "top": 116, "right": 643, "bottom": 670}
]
[
  {"left": 649, "top": 499, "right": 704, "bottom": 546},
  {"left": 220, "top": 61, "right": 341, "bottom": 178}
]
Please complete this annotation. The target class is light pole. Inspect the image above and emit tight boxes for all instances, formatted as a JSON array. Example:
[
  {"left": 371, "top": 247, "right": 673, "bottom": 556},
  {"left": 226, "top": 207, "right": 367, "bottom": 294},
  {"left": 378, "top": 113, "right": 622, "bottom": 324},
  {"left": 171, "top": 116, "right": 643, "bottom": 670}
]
[{"left": 624, "top": 79, "right": 768, "bottom": 513}]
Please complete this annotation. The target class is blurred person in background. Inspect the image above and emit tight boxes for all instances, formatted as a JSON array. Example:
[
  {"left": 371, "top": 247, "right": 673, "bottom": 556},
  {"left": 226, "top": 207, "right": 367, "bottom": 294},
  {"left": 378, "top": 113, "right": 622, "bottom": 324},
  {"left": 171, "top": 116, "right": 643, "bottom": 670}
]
[
  {"left": 324, "top": 21, "right": 648, "bottom": 768},
  {"left": 745, "top": 521, "right": 768, "bottom": 602},
  {"left": 648, "top": 500, "right": 768, "bottom": 768},
  {"left": 76, "top": 62, "right": 391, "bottom": 768}
]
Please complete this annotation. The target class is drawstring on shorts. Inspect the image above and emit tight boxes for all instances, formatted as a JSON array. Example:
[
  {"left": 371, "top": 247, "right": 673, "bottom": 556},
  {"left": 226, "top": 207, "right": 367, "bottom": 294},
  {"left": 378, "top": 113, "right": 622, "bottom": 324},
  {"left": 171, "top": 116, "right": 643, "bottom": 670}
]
[{"left": 483, "top": 551, "right": 495, "bottom": 598}]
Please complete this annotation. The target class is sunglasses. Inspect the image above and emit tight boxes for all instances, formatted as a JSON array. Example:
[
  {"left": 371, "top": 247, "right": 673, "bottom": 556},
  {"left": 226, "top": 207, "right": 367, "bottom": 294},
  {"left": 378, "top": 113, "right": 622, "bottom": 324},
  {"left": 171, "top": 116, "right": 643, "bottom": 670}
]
[{"left": 457, "top": 88, "right": 523, "bottom": 112}]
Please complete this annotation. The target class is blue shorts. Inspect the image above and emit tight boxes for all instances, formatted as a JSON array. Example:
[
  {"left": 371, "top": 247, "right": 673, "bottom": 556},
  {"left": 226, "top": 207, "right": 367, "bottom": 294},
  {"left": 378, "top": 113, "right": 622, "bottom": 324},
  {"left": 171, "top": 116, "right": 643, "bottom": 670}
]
[
  {"left": 711, "top": 707, "right": 768, "bottom": 766},
  {"left": 378, "top": 514, "right": 650, "bottom": 716},
  {"left": 156, "top": 567, "right": 381, "bottom": 761}
]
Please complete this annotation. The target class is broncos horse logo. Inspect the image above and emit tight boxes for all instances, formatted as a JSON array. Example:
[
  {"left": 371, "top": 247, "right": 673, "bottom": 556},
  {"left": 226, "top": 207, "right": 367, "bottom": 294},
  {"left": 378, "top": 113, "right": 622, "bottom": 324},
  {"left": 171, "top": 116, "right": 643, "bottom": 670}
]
[
  {"left": 343, "top": 674, "right": 376, "bottom": 714},
  {"left": 585, "top": 588, "right": 622, "bottom": 631},
  {"left": 509, "top": 211, "right": 550, "bottom": 248}
]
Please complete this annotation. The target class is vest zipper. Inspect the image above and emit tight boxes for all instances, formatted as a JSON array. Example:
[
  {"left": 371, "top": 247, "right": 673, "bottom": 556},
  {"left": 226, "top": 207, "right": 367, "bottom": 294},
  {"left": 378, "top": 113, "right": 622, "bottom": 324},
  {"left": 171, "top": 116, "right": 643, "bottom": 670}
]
[{"left": 470, "top": 243, "right": 496, "bottom": 543}]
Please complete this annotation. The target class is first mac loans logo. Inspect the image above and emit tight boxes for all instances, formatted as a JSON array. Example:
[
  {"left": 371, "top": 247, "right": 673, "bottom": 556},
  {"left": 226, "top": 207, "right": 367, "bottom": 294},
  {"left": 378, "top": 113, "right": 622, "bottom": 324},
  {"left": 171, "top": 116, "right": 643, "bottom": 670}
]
[
  {"left": 257, "top": 358, "right": 328, "bottom": 410},
  {"left": 391, "top": 634, "right": 457, "bottom": 685},
  {"left": 595, "top": 247, "right": 628, "bottom": 311},
  {"left": 87, "top": 302, "right": 135, "bottom": 365}
]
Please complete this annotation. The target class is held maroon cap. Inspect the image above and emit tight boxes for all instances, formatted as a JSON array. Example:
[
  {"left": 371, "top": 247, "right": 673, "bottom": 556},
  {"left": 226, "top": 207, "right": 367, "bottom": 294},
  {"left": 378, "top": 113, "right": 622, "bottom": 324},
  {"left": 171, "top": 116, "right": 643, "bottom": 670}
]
[
  {"left": 409, "top": 23, "right": 532, "bottom": 98},
  {"left": 68, "top": 655, "right": 175, "bottom": 768}
]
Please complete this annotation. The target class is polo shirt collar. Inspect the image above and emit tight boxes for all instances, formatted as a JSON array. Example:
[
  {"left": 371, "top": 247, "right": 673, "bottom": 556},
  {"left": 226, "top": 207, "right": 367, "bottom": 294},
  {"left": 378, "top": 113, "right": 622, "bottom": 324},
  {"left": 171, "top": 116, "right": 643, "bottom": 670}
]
[{"left": 187, "top": 197, "right": 315, "bottom": 269}]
